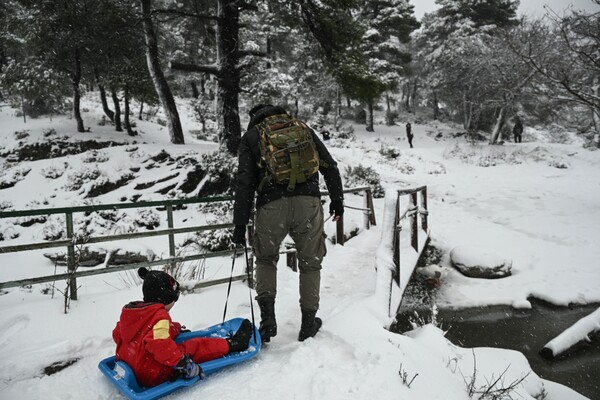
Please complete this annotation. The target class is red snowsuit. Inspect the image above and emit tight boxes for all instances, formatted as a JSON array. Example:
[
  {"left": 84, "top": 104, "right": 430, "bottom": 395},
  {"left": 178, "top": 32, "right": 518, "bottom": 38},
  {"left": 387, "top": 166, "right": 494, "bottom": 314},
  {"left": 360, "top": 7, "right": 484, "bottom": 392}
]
[{"left": 112, "top": 302, "right": 229, "bottom": 387}]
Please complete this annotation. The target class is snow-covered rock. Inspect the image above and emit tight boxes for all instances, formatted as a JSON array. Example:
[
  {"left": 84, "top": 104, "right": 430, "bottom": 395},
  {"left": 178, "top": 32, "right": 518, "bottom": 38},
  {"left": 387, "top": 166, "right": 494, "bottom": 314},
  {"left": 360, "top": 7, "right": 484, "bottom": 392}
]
[{"left": 449, "top": 245, "right": 512, "bottom": 279}]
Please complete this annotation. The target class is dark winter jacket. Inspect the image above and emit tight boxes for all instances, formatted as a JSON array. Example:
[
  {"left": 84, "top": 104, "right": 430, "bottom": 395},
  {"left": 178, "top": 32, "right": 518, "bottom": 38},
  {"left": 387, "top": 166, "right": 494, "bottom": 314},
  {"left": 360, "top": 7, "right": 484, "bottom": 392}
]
[
  {"left": 513, "top": 120, "right": 523, "bottom": 135},
  {"left": 233, "top": 106, "right": 344, "bottom": 225},
  {"left": 112, "top": 302, "right": 227, "bottom": 387}
]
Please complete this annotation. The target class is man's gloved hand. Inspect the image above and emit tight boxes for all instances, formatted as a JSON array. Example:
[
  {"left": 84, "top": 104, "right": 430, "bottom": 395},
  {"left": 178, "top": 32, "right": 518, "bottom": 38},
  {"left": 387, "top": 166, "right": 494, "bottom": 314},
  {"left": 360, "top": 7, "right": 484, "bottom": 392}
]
[
  {"left": 231, "top": 225, "right": 246, "bottom": 246},
  {"left": 174, "top": 355, "right": 202, "bottom": 379},
  {"left": 329, "top": 199, "right": 344, "bottom": 221}
]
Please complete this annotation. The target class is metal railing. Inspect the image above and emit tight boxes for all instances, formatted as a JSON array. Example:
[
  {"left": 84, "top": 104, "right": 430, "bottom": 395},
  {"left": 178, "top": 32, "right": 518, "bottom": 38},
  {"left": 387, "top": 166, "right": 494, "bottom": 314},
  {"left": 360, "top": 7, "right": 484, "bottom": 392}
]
[
  {"left": 281, "top": 186, "right": 377, "bottom": 270},
  {"left": 0, "top": 186, "right": 378, "bottom": 298},
  {"left": 0, "top": 196, "right": 237, "bottom": 299}
]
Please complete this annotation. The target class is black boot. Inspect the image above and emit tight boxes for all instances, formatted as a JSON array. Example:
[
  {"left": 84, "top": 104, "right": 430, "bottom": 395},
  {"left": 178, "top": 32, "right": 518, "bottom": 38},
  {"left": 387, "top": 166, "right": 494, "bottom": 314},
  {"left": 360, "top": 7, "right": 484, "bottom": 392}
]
[
  {"left": 298, "top": 309, "right": 322, "bottom": 342},
  {"left": 227, "top": 319, "right": 253, "bottom": 353},
  {"left": 257, "top": 297, "right": 277, "bottom": 342}
]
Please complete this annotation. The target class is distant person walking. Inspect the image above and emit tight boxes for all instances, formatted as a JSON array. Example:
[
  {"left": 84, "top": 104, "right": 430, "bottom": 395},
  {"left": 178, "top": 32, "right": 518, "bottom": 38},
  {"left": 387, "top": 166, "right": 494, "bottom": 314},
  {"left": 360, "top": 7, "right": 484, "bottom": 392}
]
[
  {"left": 406, "top": 122, "right": 414, "bottom": 148},
  {"left": 513, "top": 116, "right": 523, "bottom": 143}
]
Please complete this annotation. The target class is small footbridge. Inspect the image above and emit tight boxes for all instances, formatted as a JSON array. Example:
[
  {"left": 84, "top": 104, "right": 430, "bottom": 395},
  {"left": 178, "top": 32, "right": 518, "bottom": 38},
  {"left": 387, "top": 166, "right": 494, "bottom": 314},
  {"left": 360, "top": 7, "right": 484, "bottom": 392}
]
[{"left": 0, "top": 185, "right": 429, "bottom": 317}]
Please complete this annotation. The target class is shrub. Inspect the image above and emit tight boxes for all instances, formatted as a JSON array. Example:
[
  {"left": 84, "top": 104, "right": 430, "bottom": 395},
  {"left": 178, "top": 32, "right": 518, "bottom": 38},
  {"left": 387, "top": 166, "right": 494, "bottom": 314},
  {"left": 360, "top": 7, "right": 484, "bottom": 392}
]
[
  {"left": 385, "top": 110, "right": 398, "bottom": 126},
  {"left": 134, "top": 209, "right": 161, "bottom": 230},
  {"left": 344, "top": 165, "right": 385, "bottom": 198},
  {"left": 195, "top": 202, "right": 234, "bottom": 252},
  {"left": 379, "top": 144, "right": 400, "bottom": 159},
  {"left": 64, "top": 168, "right": 102, "bottom": 191},
  {"left": 41, "top": 163, "right": 67, "bottom": 179},
  {"left": 14, "top": 130, "right": 30, "bottom": 140},
  {"left": 43, "top": 128, "right": 57, "bottom": 137}
]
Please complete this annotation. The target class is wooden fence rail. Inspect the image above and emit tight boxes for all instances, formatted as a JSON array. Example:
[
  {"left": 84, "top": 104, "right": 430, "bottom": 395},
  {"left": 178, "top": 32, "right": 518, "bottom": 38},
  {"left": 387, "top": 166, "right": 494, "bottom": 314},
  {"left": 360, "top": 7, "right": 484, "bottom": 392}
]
[
  {"left": 0, "top": 187, "right": 376, "bottom": 298},
  {"left": 0, "top": 196, "right": 235, "bottom": 299}
]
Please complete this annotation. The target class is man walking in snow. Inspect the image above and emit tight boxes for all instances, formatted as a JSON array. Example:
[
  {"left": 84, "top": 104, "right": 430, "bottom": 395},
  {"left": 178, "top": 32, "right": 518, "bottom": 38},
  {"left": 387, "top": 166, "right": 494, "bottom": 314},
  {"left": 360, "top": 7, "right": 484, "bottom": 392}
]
[
  {"left": 513, "top": 116, "right": 523, "bottom": 143},
  {"left": 406, "top": 122, "right": 414, "bottom": 148},
  {"left": 232, "top": 104, "right": 344, "bottom": 342}
]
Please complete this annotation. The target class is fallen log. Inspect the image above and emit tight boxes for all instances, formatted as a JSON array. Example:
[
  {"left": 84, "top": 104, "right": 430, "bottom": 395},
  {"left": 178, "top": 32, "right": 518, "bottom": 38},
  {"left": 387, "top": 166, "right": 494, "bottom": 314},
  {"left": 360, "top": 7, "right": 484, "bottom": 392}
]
[{"left": 540, "top": 307, "right": 600, "bottom": 359}]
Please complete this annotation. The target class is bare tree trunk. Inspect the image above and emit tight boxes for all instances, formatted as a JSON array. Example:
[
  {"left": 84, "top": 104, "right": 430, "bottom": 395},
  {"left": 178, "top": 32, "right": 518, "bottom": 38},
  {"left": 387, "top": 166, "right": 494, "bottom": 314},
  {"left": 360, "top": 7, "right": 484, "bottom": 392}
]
[
  {"left": 366, "top": 101, "right": 374, "bottom": 132},
  {"left": 432, "top": 90, "right": 439, "bottom": 120},
  {"left": 140, "top": 0, "right": 184, "bottom": 144},
  {"left": 111, "top": 90, "right": 122, "bottom": 132},
  {"left": 462, "top": 91, "right": 472, "bottom": 130},
  {"left": 94, "top": 68, "right": 114, "bottom": 122},
  {"left": 73, "top": 49, "right": 85, "bottom": 132},
  {"left": 216, "top": 0, "right": 242, "bottom": 155},
  {"left": 334, "top": 87, "right": 341, "bottom": 127},
  {"left": 411, "top": 79, "right": 418, "bottom": 112},
  {"left": 593, "top": 76, "right": 600, "bottom": 135},
  {"left": 138, "top": 100, "right": 144, "bottom": 120},
  {"left": 21, "top": 95, "right": 26, "bottom": 123},
  {"left": 490, "top": 106, "right": 508, "bottom": 144},
  {"left": 124, "top": 84, "right": 136, "bottom": 136}
]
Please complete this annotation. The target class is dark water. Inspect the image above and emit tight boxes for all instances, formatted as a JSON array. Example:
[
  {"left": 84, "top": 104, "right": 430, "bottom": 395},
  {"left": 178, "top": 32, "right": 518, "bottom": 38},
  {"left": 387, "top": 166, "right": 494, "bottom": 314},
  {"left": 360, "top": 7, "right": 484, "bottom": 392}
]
[{"left": 394, "top": 274, "right": 600, "bottom": 399}]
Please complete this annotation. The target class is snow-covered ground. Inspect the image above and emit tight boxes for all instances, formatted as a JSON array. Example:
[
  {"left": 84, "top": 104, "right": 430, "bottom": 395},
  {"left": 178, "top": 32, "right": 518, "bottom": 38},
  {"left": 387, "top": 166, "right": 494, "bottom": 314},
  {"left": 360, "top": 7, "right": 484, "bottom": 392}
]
[{"left": 0, "top": 99, "right": 597, "bottom": 399}]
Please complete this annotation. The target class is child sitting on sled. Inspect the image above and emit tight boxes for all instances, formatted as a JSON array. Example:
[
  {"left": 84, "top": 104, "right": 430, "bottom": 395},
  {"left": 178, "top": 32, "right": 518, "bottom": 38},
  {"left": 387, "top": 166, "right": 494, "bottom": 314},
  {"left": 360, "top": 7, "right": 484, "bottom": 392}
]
[{"left": 112, "top": 267, "right": 253, "bottom": 387}]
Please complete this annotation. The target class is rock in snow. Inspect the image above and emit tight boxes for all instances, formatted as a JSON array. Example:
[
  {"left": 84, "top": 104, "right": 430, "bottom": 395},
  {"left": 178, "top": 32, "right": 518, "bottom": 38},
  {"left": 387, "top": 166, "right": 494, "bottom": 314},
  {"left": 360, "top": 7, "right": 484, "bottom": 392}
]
[{"left": 449, "top": 245, "right": 512, "bottom": 279}]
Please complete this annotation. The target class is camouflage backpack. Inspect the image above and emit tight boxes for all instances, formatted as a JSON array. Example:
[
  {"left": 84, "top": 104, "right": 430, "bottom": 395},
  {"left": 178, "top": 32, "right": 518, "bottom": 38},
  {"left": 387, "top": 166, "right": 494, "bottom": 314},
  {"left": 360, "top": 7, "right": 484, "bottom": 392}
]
[{"left": 256, "top": 114, "right": 320, "bottom": 191}]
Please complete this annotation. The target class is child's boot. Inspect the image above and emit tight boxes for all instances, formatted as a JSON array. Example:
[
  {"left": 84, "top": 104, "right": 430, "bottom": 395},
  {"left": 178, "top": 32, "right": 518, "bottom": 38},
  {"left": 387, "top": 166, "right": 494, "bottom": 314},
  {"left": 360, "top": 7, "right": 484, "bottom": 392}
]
[{"left": 227, "top": 319, "right": 252, "bottom": 353}]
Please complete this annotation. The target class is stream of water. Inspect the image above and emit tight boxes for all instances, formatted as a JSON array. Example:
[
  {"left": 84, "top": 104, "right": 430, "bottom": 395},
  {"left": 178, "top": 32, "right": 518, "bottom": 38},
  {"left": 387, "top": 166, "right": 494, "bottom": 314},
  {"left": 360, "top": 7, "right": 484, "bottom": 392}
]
[{"left": 394, "top": 275, "right": 600, "bottom": 399}]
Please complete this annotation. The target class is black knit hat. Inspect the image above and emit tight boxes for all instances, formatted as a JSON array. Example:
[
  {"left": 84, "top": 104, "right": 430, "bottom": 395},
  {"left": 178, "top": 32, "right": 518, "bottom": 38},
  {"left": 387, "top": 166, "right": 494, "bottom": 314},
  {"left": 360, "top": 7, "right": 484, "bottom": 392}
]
[{"left": 138, "top": 267, "right": 180, "bottom": 305}]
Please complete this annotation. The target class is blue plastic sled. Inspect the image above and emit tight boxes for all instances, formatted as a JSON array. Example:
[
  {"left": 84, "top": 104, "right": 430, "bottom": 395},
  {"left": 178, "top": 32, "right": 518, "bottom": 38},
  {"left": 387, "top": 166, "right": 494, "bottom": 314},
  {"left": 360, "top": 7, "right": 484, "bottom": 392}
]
[{"left": 98, "top": 318, "right": 261, "bottom": 400}]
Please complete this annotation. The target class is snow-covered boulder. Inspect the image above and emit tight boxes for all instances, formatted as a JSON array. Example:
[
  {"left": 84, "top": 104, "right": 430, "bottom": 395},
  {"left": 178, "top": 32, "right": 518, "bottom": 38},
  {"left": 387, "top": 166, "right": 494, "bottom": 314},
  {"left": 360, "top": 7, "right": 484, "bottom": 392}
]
[{"left": 449, "top": 245, "right": 512, "bottom": 279}]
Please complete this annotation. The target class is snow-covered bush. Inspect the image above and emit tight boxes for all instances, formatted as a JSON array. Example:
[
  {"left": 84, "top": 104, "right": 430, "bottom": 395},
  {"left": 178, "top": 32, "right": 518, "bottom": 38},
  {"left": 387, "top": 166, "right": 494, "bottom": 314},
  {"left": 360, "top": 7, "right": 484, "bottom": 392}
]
[
  {"left": 196, "top": 150, "right": 238, "bottom": 196},
  {"left": 41, "top": 163, "right": 68, "bottom": 179},
  {"left": 196, "top": 228, "right": 233, "bottom": 252},
  {"left": 42, "top": 220, "right": 65, "bottom": 241},
  {"left": 14, "top": 130, "right": 30, "bottom": 140},
  {"left": 64, "top": 168, "right": 102, "bottom": 191},
  {"left": 385, "top": 110, "right": 398, "bottom": 126},
  {"left": 379, "top": 144, "right": 400, "bottom": 159},
  {"left": 527, "top": 147, "right": 570, "bottom": 169},
  {"left": 0, "top": 167, "right": 31, "bottom": 189},
  {"left": 425, "top": 161, "right": 447, "bottom": 175},
  {"left": 396, "top": 162, "right": 415, "bottom": 174},
  {"left": 195, "top": 201, "right": 234, "bottom": 252},
  {"left": 82, "top": 150, "right": 109, "bottom": 163},
  {"left": 134, "top": 209, "right": 161, "bottom": 230},
  {"left": 335, "top": 124, "right": 355, "bottom": 140},
  {"left": 43, "top": 128, "right": 57, "bottom": 137},
  {"left": 344, "top": 165, "right": 385, "bottom": 198}
]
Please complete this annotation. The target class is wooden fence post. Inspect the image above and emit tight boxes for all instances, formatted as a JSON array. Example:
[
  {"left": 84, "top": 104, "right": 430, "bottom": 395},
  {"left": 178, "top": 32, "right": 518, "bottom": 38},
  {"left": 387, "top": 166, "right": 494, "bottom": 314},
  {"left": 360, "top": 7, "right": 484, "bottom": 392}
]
[
  {"left": 393, "top": 193, "right": 401, "bottom": 284},
  {"left": 367, "top": 189, "right": 377, "bottom": 226},
  {"left": 166, "top": 205, "right": 176, "bottom": 272},
  {"left": 65, "top": 212, "right": 77, "bottom": 300},
  {"left": 363, "top": 189, "right": 370, "bottom": 230},
  {"left": 420, "top": 187, "right": 428, "bottom": 232},
  {"left": 410, "top": 192, "right": 418, "bottom": 251}
]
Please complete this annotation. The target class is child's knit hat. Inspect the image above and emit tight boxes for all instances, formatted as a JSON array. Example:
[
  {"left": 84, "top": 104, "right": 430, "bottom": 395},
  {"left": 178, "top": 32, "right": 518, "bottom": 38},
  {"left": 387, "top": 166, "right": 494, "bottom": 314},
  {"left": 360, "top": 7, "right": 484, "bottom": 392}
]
[{"left": 138, "top": 267, "right": 180, "bottom": 305}]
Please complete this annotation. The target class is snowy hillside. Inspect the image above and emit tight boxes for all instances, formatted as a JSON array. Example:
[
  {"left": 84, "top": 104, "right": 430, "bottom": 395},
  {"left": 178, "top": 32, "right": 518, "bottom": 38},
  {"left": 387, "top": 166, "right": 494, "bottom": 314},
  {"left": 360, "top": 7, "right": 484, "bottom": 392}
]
[{"left": 0, "top": 98, "right": 597, "bottom": 400}]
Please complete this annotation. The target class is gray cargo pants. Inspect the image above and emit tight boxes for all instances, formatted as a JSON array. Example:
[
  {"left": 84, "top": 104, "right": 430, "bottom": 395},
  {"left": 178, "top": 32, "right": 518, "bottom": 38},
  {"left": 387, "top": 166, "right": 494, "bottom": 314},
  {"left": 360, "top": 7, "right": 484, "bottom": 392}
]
[{"left": 253, "top": 196, "right": 326, "bottom": 311}]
